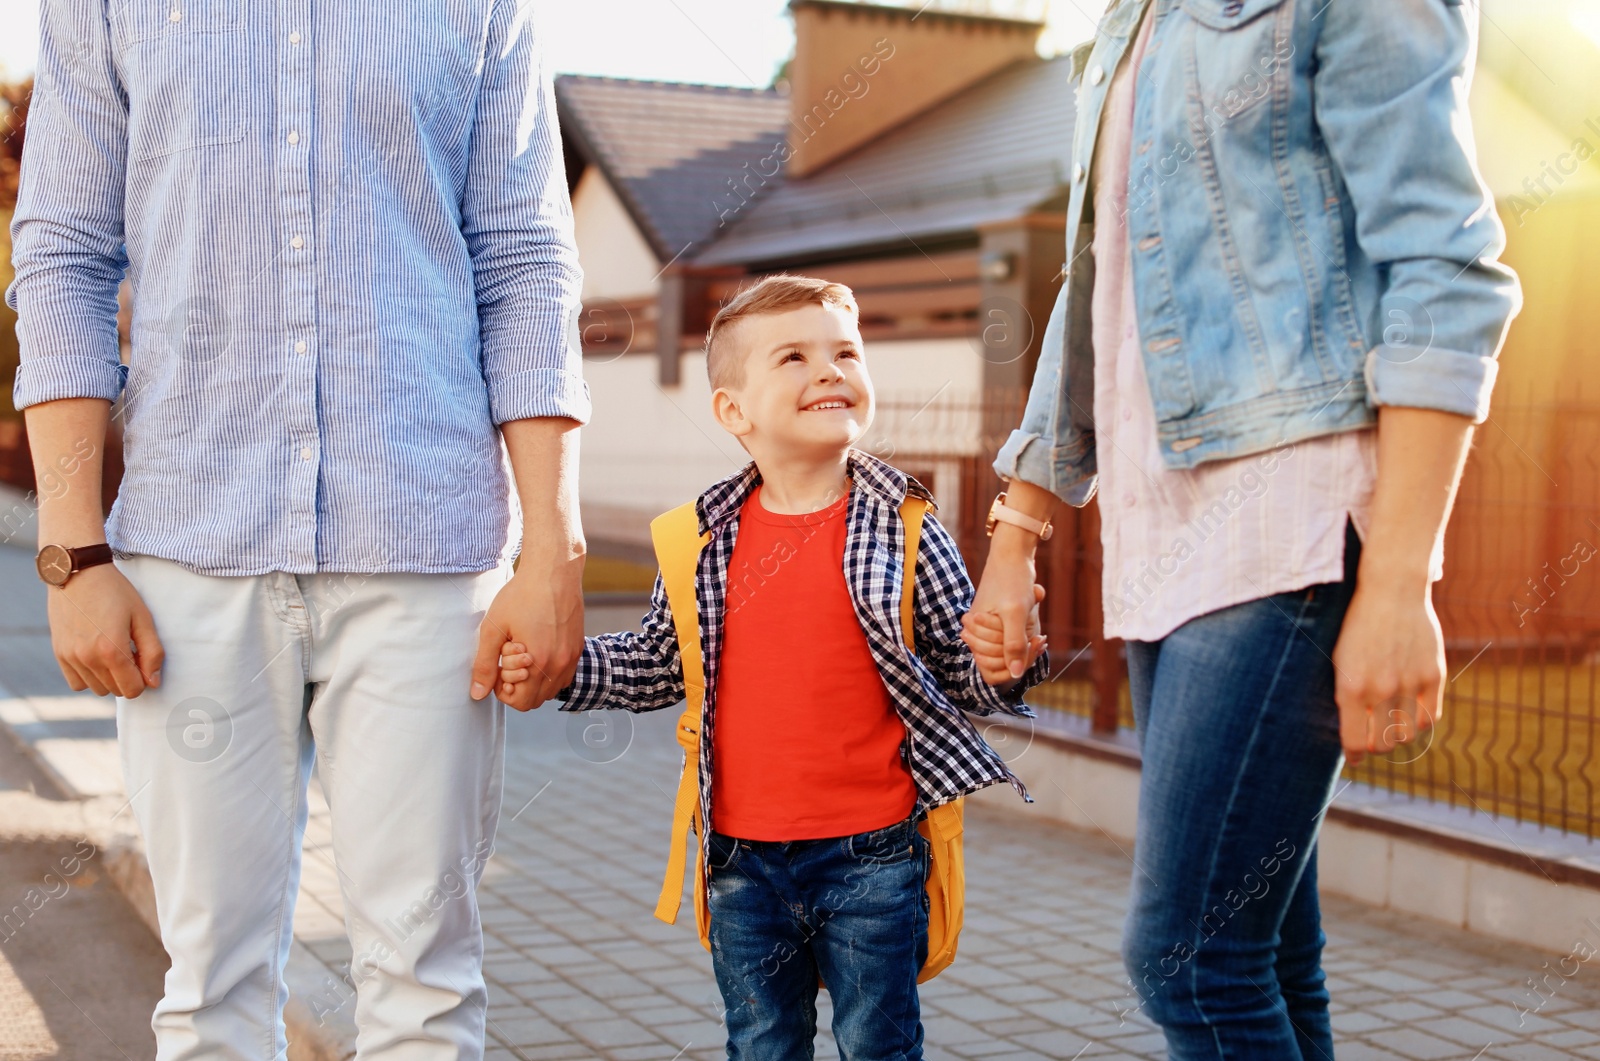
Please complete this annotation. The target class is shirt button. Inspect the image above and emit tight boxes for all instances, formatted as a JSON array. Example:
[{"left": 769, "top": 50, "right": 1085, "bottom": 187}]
[
  {"left": 291, "top": 235, "right": 305, "bottom": 249},
  {"left": 294, "top": 340, "right": 308, "bottom": 354},
  {"left": 168, "top": 8, "right": 182, "bottom": 22},
  {"left": 1123, "top": 494, "right": 1137, "bottom": 509},
  {"left": 1088, "top": 64, "right": 1105, "bottom": 86},
  {"left": 289, "top": 30, "right": 301, "bottom": 44},
  {"left": 300, "top": 447, "right": 312, "bottom": 461},
  {"left": 288, "top": 130, "right": 300, "bottom": 145},
  {"left": 1122, "top": 407, "right": 1133, "bottom": 422}
]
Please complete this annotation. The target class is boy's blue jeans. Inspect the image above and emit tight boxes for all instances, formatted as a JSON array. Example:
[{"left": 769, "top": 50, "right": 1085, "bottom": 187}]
[
  {"left": 1121, "top": 520, "right": 1361, "bottom": 1060},
  {"left": 706, "top": 814, "right": 929, "bottom": 1061}
]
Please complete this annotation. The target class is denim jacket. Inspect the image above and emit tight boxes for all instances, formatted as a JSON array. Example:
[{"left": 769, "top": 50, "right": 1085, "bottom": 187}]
[{"left": 994, "top": 0, "right": 1522, "bottom": 505}]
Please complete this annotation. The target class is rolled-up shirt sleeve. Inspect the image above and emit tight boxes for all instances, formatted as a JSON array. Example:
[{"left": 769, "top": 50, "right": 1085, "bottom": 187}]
[
  {"left": 1314, "top": 0, "right": 1521, "bottom": 423},
  {"left": 460, "top": 0, "right": 591, "bottom": 427},
  {"left": 6, "top": 0, "right": 130, "bottom": 412}
]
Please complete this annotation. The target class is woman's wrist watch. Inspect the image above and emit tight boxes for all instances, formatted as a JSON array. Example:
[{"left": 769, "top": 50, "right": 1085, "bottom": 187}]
[{"left": 985, "top": 492, "right": 1053, "bottom": 542}]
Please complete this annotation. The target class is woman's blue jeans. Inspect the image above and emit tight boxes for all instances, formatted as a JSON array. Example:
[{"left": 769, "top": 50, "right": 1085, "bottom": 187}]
[{"left": 1121, "top": 520, "right": 1360, "bottom": 1060}]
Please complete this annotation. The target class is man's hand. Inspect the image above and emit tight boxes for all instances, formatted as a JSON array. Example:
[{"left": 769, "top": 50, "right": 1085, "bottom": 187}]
[
  {"left": 962, "top": 585, "right": 1047, "bottom": 686},
  {"left": 47, "top": 562, "right": 164, "bottom": 698},
  {"left": 479, "top": 415, "right": 586, "bottom": 711},
  {"left": 1331, "top": 578, "right": 1445, "bottom": 766},
  {"left": 470, "top": 554, "right": 584, "bottom": 711},
  {"left": 22, "top": 397, "right": 159, "bottom": 699}
]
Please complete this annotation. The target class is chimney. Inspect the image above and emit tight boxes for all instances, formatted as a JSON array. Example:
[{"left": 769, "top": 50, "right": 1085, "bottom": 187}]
[{"left": 785, "top": 1, "right": 1044, "bottom": 178}]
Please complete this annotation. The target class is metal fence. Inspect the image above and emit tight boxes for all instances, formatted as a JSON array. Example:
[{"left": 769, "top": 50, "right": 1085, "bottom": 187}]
[{"left": 872, "top": 388, "right": 1600, "bottom": 841}]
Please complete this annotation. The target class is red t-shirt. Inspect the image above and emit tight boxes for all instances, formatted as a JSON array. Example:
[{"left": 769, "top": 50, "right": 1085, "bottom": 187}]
[{"left": 711, "top": 483, "right": 918, "bottom": 841}]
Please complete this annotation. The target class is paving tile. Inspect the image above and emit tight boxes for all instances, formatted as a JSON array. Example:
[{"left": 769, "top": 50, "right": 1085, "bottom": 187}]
[{"left": 1365, "top": 1026, "right": 1482, "bottom": 1060}]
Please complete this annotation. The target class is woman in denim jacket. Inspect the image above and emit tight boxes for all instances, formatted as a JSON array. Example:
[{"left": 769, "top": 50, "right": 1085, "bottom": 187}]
[{"left": 965, "top": 0, "right": 1520, "bottom": 1057}]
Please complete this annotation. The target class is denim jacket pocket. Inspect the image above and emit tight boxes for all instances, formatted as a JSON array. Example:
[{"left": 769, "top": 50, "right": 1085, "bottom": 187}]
[
  {"left": 115, "top": 0, "right": 246, "bottom": 162},
  {"left": 1179, "top": 0, "right": 1294, "bottom": 126},
  {"left": 1180, "top": 0, "right": 1289, "bottom": 30}
]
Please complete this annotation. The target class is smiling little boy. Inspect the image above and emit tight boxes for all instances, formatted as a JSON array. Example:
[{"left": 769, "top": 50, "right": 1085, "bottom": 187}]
[{"left": 503, "top": 274, "right": 1048, "bottom": 1060}]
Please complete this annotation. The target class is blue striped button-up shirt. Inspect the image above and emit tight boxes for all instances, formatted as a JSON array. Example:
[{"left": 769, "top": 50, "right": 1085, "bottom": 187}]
[{"left": 7, "top": 0, "right": 589, "bottom": 575}]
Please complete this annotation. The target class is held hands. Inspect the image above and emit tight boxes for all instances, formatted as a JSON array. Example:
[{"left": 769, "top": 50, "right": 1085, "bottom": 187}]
[
  {"left": 965, "top": 519, "right": 1051, "bottom": 683},
  {"left": 961, "top": 584, "right": 1047, "bottom": 687},
  {"left": 469, "top": 556, "right": 584, "bottom": 712}
]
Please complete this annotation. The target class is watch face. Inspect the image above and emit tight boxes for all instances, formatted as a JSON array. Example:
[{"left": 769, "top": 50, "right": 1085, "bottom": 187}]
[{"left": 37, "top": 545, "right": 73, "bottom": 587}]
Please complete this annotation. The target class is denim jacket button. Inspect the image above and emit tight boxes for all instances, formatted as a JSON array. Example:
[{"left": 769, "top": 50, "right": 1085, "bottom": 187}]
[
  {"left": 1073, "top": 163, "right": 1087, "bottom": 184},
  {"left": 1088, "top": 64, "right": 1105, "bottom": 86}
]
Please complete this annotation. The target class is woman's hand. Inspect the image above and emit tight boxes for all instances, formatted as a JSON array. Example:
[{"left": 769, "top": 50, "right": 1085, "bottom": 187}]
[
  {"left": 1331, "top": 406, "right": 1474, "bottom": 765},
  {"left": 967, "top": 520, "right": 1049, "bottom": 679},
  {"left": 1331, "top": 576, "right": 1445, "bottom": 766},
  {"left": 962, "top": 586, "right": 1047, "bottom": 685}
]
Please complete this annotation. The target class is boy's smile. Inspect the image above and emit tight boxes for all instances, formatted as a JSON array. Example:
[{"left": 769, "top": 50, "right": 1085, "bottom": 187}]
[{"left": 712, "top": 303, "right": 875, "bottom": 463}]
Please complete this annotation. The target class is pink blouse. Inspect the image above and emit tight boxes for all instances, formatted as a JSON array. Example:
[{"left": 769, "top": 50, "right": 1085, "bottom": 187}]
[{"left": 1089, "top": 10, "right": 1404, "bottom": 642}]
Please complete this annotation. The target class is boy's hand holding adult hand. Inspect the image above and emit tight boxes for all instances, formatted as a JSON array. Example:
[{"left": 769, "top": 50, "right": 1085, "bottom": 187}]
[
  {"left": 962, "top": 587, "right": 1046, "bottom": 687},
  {"left": 470, "top": 551, "right": 584, "bottom": 712},
  {"left": 48, "top": 563, "right": 165, "bottom": 698}
]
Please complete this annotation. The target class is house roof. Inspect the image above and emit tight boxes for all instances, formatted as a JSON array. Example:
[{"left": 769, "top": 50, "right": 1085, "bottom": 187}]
[
  {"left": 695, "top": 55, "right": 1077, "bottom": 267},
  {"left": 555, "top": 76, "right": 790, "bottom": 264}
]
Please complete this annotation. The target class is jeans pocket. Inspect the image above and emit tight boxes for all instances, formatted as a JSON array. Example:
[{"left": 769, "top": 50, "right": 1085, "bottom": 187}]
[
  {"left": 846, "top": 817, "right": 917, "bottom": 866},
  {"left": 707, "top": 831, "right": 743, "bottom": 872}
]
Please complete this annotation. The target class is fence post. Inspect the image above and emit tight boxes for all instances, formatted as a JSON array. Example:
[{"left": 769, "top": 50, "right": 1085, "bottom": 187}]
[
  {"left": 1090, "top": 633, "right": 1122, "bottom": 735},
  {"left": 1083, "top": 500, "right": 1122, "bottom": 734}
]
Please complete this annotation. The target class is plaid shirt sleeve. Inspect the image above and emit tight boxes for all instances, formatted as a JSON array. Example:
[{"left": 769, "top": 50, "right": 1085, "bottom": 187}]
[
  {"left": 556, "top": 572, "right": 686, "bottom": 713},
  {"left": 912, "top": 512, "right": 1047, "bottom": 718}
]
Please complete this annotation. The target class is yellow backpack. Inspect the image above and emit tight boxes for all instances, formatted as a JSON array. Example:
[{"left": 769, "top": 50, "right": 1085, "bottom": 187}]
[{"left": 647, "top": 493, "right": 965, "bottom": 984}]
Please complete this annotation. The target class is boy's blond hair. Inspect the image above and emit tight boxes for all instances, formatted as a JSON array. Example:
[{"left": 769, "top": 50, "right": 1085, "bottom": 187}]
[{"left": 704, "top": 274, "right": 858, "bottom": 391}]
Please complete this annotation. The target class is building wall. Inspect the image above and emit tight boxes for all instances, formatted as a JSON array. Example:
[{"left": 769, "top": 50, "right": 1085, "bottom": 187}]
[
  {"left": 579, "top": 337, "right": 990, "bottom": 519},
  {"left": 571, "top": 167, "right": 660, "bottom": 302}
]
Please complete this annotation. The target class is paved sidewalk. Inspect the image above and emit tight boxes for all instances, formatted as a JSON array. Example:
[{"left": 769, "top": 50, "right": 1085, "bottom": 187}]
[{"left": 3, "top": 541, "right": 1600, "bottom": 1059}]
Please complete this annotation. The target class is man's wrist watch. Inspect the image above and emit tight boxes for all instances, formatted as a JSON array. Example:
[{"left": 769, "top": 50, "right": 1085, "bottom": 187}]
[
  {"left": 985, "top": 493, "right": 1053, "bottom": 542},
  {"left": 35, "top": 543, "right": 115, "bottom": 587}
]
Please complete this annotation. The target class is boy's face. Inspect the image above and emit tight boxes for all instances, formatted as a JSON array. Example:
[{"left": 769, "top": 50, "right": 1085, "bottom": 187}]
[{"left": 712, "top": 303, "right": 874, "bottom": 461}]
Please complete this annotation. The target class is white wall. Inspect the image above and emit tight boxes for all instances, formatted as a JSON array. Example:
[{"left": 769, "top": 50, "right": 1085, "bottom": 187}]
[
  {"left": 579, "top": 337, "right": 989, "bottom": 518},
  {"left": 571, "top": 167, "right": 661, "bottom": 302}
]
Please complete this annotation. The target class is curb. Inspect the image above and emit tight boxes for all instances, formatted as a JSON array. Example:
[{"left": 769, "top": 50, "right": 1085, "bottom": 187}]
[{"left": 0, "top": 696, "right": 359, "bottom": 1061}]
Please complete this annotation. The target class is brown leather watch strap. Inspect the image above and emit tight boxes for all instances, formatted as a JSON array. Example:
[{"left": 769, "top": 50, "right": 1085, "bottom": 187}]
[{"left": 68, "top": 543, "right": 115, "bottom": 573}]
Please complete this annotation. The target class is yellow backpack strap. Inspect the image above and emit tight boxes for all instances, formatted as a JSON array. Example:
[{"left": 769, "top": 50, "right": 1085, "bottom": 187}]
[
  {"left": 897, "top": 492, "right": 966, "bottom": 982},
  {"left": 649, "top": 501, "right": 711, "bottom": 930},
  {"left": 899, "top": 494, "right": 930, "bottom": 654}
]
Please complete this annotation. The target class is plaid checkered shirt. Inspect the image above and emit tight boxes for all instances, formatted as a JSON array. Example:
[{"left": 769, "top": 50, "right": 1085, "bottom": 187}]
[{"left": 558, "top": 448, "right": 1048, "bottom": 853}]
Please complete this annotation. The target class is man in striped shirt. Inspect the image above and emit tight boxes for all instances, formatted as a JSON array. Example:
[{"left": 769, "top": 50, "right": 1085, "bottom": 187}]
[{"left": 8, "top": 1, "right": 587, "bottom": 1056}]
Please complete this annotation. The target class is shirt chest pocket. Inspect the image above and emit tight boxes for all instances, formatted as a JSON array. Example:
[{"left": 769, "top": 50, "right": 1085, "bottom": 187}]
[
  {"left": 1178, "top": 0, "right": 1294, "bottom": 126},
  {"left": 113, "top": 0, "right": 246, "bottom": 163}
]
